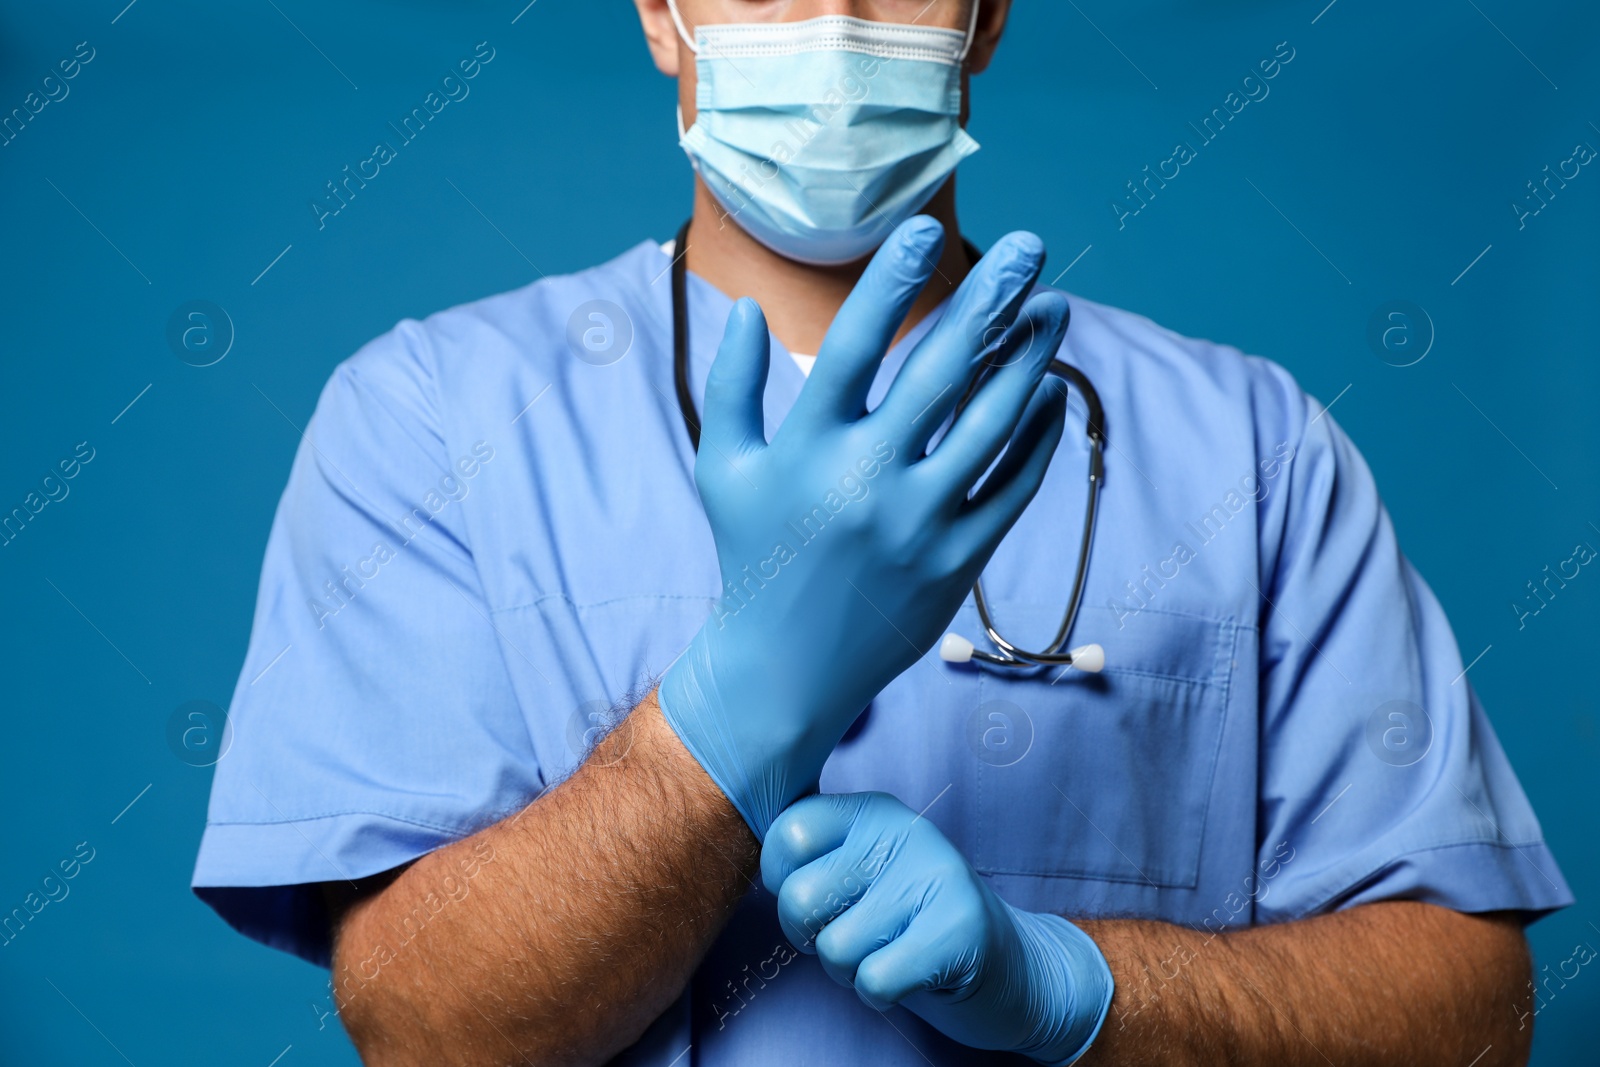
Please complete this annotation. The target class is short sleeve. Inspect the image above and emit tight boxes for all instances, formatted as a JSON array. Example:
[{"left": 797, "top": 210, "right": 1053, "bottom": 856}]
[
  {"left": 192, "top": 322, "right": 543, "bottom": 967},
  {"left": 1248, "top": 361, "right": 1572, "bottom": 926}
]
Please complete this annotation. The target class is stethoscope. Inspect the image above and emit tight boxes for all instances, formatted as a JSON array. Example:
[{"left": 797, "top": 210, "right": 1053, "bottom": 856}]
[{"left": 671, "top": 220, "right": 1107, "bottom": 674}]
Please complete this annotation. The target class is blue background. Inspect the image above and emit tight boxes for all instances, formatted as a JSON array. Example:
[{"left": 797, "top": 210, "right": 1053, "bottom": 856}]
[{"left": 1, "top": 0, "right": 1595, "bottom": 1063}]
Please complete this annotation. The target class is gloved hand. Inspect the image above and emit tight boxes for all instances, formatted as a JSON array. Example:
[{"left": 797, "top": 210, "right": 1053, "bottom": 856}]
[
  {"left": 657, "top": 216, "right": 1071, "bottom": 838},
  {"left": 763, "top": 792, "right": 1114, "bottom": 1066}
]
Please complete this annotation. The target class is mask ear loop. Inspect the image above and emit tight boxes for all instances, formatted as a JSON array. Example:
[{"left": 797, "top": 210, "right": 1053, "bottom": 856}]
[
  {"left": 957, "top": 0, "right": 982, "bottom": 62},
  {"left": 666, "top": 1, "right": 701, "bottom": 147},
  {"left": 664, "top": 0, "right": 701, "bottom": 55}
]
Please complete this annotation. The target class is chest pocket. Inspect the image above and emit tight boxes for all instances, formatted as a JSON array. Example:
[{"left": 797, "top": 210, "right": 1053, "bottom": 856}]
[{"left": 968, "top": 603, "right": 1238, "bottom": 889}]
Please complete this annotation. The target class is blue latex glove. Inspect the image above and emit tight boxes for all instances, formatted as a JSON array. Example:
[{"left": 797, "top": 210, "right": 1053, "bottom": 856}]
[
  {"left": 657, "top": 217, "right": 1071, "bottom": 838},
  {"left": 763, "top": 792, "right": 1114, "bottom": 1065}
]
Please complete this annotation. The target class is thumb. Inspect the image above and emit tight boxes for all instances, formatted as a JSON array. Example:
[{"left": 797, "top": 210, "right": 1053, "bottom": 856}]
[{"left": 700, "top": 297, "right": 772, "bottom": 460}]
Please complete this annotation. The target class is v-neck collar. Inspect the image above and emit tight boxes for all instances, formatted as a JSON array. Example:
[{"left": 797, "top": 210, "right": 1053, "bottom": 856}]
[{"left": 671, "top": 248, "right": 956, "bottom": 438}]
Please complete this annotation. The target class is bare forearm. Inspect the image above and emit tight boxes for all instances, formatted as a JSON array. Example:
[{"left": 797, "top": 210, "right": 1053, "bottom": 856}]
[
  {"left": 334, "top": 691, "right": 758, "bottom": 1067},
  {"left": 1077, "top": 903, "right": 1531, "bottom": 1066}
]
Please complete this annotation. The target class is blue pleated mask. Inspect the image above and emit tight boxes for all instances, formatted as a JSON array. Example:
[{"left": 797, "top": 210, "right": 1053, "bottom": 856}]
[{"left": 667, "top": 4, "right": 982, "bottom": 265}]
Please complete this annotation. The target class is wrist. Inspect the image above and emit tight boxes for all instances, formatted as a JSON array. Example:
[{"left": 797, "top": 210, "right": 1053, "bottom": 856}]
[
  {"left": 657, "top": 629, "right": 821, "bottom": 839},
  {"left": 634, "top": 692, "right": 752, "bottom": 830},
  {"left": 1009, "top": 909, "right": 1116, "bottom": 1066}
]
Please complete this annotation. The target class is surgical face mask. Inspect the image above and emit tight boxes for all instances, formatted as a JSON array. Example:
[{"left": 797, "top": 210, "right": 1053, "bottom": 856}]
[{"left": 667, "top": 1, "right": 982, "bottom": 265}]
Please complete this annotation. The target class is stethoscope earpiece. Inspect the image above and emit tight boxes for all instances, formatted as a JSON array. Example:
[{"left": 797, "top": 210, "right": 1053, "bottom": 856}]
[{"left": 939, "top": 633, "right": 976, "bottom": 663}]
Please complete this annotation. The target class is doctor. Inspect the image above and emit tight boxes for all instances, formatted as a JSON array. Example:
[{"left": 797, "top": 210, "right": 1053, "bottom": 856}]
[{"left": 194, "top": 1, "right": 1570, "bottom": 1064}]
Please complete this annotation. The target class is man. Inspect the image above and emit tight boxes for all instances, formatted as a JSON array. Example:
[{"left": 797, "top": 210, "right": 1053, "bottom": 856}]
[{"left": 193, "top": 1, "right": 1571, "bottom": 1064}]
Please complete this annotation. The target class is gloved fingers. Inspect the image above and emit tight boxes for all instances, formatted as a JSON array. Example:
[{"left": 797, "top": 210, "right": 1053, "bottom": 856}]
[
  {"left": 698, "top": 297, "right": 772, "bottom": 464},
  {"left": 781, "top": 217, "right": 945, "bottom": 436},
  {"left": 761, "top": 792, "right": 874, "bottom": 894},
  {"left": 766, "top": 793, "right": 915, "bottom": 951},
  {"left": 955, "top": 379, "right": 1068, "bottom": 553},
  {"left": 774, "top": 845, "right": 885, "bottom": 957},
  {"left": 917, "top": 291, "right": 1069, "bottom": 498},
  {"left": 851, "top": 898, "right": 978, "bottom": 1012},
  {"left": 811, "top": 874, "right": 924, "bottom": 989},
  {"left": 871, "top": 231, "right": 1045, "bottom": 459}
]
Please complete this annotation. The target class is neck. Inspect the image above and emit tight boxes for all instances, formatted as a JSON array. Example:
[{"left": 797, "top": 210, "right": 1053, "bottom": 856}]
[{"left": 682, "top": 178, "right": 972, "bottom": 356}]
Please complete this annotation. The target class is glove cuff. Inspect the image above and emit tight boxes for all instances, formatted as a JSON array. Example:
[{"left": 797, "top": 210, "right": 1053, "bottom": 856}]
[
  {"left": 1010, "top": 910, "right": 1115, "bottom": 1066},
  {"left": 659, "top": 630, "right": 812, "bottom": 839}
]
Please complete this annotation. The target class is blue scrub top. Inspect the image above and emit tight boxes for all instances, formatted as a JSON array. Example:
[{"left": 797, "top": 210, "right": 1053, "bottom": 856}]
[{"left": 194, "top": 238, "right": 1571, "bottom": 1065}]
